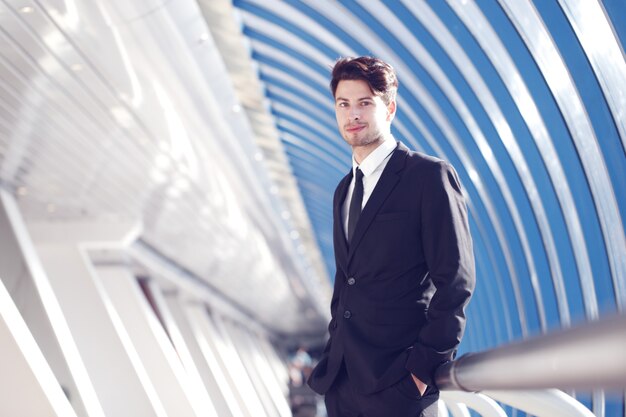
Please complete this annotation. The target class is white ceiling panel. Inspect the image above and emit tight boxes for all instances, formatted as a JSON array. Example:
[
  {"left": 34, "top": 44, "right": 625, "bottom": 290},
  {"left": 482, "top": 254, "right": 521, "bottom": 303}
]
[{"left": 0, "top": 0, "right": 331, "bottom": 336}]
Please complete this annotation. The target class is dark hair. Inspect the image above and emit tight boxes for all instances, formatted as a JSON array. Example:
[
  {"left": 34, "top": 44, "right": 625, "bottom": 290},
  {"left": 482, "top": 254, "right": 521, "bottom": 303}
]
[{"left": 330, "top": 56, "right": 398, "bottom": 105}]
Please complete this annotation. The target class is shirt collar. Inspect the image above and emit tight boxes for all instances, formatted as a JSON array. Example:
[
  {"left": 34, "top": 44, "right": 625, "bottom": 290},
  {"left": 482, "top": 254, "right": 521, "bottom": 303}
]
[{"left": 352, "top": 137, "right": 397, "bottom": 177}]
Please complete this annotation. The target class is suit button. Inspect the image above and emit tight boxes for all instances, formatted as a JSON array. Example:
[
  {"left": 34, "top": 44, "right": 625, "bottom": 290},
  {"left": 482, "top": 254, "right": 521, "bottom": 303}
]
[
  {"left": 347, "top": 277, "right": 356, "bottom": 285},
  {"left": 343, "top": 310, "right": 352, "bottom": 319}
]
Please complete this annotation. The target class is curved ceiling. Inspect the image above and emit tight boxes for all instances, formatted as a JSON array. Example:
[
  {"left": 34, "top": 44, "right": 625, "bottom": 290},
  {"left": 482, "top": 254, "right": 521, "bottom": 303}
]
[
  {"left": 0, "top": 0, "right": 624, "bottom": 359},
  {"left": 229, "top": 0, "right": 626, "bottom": 352},
  {"left": 0, "top": 0, "right": 330, "bottom": 336},
  {"left": 1, "top": 0, "right": 623, "bottom": 414}
]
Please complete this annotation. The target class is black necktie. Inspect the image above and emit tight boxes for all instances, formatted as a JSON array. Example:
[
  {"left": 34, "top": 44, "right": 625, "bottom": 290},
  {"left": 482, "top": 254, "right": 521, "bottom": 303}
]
[{"left": 347, "top": 167, "right": 364, "bottom": 243}]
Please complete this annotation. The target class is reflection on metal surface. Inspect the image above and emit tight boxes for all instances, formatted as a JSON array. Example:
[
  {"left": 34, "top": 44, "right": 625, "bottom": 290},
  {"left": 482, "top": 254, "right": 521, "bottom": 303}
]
[
  {"left": 403, "top": 0, "right": 566, "bottom": 331},
  {"left": 304, "top": 0, "right": 530, "bottom": 334},
  {"left": 94, "top": 0, "right": 144, "bottom": 108},
  {"left": 440, "top": 391, "right": 507, "bottom": 417},
  {"left": 436, "top": 314, "right": 626, "bottom": 390},
  {"left": 246, "top": 32, "right": 333, "bottom": 85},
  {"left": 559, "top": 0, "right": 626, "bottom": 154},
  {"left": 0, "top": 0, "right": 329, "bottom": 334},
  {"left": 0, "top": 2, "right": 622, "bottom": 400},
  {"left": 241, "top": 0, "right": 527, "bottom": 336},
  {"left": 151, "top": 79, "right": 198, "bottom": 180},
  {"left": 483, "top": 390, "right": 595, "bottom": 417},
  {"left": 258, "top": 65, "right": 331, "bottom": 108},
  {"left": 243, "top": 0, "right": 354, "bottom": 55},
  {"left": 499, "top": 0, "right": 626, "bottom": 314},
  {"left": 243, "top": 11, "right": 338, "bottom": 66},
  {"left": 362, "top": 0, "right": 547, "bottom": 332},
  {"left": 197, "top": 0, "right": 331, "bottom": 313},
  {"left": 267, "top": 85, "right": 334, "bottom": 128},
  {"left": 47, "top": 0, "right": 80, "bottom": 32},
  {"left": 273, "top": 103, "right": 337, "bottom": 149},
  {"left": 447, "top": 0, "right": 593, "bottom": 325},
  {"left": 244, "top": 2, "right": 520, "bottom": 337},
  {"left": 397, "top": 106, "right": 516, "bottom": 342}
]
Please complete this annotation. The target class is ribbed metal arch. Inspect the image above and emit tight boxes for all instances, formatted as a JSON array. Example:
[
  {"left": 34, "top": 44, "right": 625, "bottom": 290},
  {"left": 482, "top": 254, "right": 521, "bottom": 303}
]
[
  {"left": 558, "top": 0, "right": 626, "bottom": 155},
  {"left": 259, "top": 66, "right": 333, "bottom": 108},
  {"left": 443, "top": 0, "right": 591, "bottom": 328},
  {"left": 456, "top": 4, "right": 597, "bottom": 333},
  {"left": 306, "top": 0, "right": 542, "bottom": 335},
  {"left": 279, "top": 129, "right": 347, "bottom": 173},
  {"left": 467, "top": 211, "right": 517, "bottom": 346},
  {"left": 343, "top": 0, "right": 551, "bottom": 334},
  {"left": 267, "top": 87, "right": 335, "bottom": 128},
  {"left": 236, "top": 0, "right": 532, "bottom": 338},
  {"left": 387, "top": 0, "right": 564, "bottom": 330},
  {"left": 281, "top": 144, "right": 343, "bottom": 188},
  {"left": 233, "top": 6, "right": 626, "bottom": 413},
  {"left": 500, "top": 0, "right": 625, "bottom": 314},
  {"left": 391, "top": 113, "right": 523, "bottom": 345},
  {"left": 532, "top": 0, "right": 626, "bottom": 309}
]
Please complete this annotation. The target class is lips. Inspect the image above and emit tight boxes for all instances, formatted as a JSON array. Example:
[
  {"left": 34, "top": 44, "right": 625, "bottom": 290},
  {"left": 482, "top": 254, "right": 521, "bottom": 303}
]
[{"left": 346, "top": 124, "right": 365, "bottom": 133}]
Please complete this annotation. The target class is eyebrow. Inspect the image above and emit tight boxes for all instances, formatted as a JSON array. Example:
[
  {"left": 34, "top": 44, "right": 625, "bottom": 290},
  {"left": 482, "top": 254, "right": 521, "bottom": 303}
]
[{"left": 335, "top": 96, "right": 374, "bottom": 102}]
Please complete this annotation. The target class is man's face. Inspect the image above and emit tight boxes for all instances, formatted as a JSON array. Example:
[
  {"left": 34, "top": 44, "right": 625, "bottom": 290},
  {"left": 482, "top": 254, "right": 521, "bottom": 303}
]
[{"left": 334, "top": 79, "right": 396, "bottom": 149}]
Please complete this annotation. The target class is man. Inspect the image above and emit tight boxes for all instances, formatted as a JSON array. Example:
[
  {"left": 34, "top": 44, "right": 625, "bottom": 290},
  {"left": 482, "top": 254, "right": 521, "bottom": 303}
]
[{"left": 307, "top": 56, "right": 475, "bottom": 417}]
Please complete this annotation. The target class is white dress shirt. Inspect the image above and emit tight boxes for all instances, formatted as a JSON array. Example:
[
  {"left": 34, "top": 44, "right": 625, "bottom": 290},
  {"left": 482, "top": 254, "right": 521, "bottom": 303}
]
[{"left": 342, "top": 137, "right": 397, "bottom": 240}]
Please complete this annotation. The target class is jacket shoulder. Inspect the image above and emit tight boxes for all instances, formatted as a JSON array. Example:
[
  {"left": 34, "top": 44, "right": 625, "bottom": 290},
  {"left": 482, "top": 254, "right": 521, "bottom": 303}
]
[{"left": 403, "top": 148, "right": 453, "bottom": 175}]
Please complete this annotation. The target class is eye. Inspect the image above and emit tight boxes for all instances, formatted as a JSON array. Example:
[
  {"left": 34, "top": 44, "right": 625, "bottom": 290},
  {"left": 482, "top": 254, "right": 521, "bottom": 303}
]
[
  {"left": 360, "top": 101, "right": 372, "bottom": 106},
  {"left": 337, "top": 102, "right": 348, "bottom": 108}
]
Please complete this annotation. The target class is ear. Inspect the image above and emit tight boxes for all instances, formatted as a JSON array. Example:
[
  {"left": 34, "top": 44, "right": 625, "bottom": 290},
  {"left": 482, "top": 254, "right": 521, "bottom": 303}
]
[{"left": 386, "top": 99, "right": 396, "bottom": 122}]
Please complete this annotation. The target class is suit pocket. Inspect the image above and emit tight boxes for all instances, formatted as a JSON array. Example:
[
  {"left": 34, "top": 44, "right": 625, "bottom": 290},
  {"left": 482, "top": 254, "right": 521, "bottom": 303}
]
[
  {"left": 362, "top": 304, "right": 427, "bottom": 324},
  {"left": 393, "top": 373, "right": 422, "bottom": 401}
]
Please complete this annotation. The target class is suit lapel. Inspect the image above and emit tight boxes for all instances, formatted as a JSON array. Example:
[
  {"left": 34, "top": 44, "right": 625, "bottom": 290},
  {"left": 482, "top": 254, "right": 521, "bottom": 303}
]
[
  {"left": 333, "top": 170, "right": 352, "bottom": 274},
  {"left": 347, "top": 143, "right": 408, "bottom": 265}
]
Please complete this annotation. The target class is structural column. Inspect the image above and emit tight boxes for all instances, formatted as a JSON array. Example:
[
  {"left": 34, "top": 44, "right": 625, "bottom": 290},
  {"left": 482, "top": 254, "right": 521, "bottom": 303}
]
[{"left": 26, "top": 219, "right": 166, "bottom": 417}]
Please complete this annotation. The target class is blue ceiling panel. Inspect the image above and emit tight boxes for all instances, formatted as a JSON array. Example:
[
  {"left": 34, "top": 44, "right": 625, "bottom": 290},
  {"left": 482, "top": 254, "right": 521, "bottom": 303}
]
[
  {"left": 234, "top": 3, "right": 625, "bottom": 412},
  {"left": 235, "top": 0, "right": 626, "bottom": 409}
]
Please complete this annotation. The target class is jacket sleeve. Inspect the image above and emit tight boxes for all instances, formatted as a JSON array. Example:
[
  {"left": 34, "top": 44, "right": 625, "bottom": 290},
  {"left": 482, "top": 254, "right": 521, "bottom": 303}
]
[
  {"left": 321, "top": 266, "right": 343, "bottom": 354},
  {"left": 405, "top": 161, "right": 475, "bottom": 386},
  {"left": 321, "top": 178, "right": 350, "bottom": 355}
]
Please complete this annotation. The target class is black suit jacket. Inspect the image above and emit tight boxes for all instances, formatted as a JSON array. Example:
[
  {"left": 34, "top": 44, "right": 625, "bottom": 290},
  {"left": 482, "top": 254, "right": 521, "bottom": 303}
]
[{"left": 308, "top": 142, "right": 475, "bottom": 395}]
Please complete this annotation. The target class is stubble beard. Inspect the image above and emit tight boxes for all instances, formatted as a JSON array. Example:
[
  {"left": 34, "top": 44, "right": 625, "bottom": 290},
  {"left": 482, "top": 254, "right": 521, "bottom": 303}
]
[{"left": 343, "top": 126, "right": 383, "bottom": 150}]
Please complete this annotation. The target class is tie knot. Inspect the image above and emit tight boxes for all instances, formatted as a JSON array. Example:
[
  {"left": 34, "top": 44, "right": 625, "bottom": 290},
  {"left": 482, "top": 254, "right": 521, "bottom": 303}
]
[{"left": 355, "top": 167, "right": 364, "bottom": 181}]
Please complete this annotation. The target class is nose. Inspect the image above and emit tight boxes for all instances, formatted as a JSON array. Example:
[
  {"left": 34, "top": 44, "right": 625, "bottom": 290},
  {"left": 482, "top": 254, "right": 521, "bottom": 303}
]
[{"left": 349, "top": 107, "right": 360, "bottom": 121}]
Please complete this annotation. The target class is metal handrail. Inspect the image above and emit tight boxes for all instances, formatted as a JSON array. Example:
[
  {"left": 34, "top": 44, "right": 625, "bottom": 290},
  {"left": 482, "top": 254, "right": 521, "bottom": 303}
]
[{"left": 435, "top": 314, "right": 626, "bottom": 391}]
